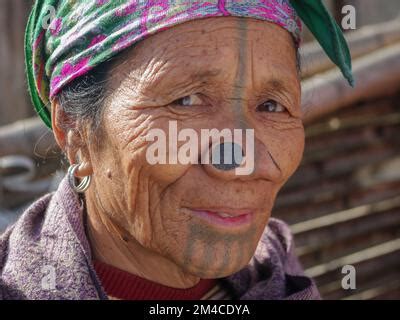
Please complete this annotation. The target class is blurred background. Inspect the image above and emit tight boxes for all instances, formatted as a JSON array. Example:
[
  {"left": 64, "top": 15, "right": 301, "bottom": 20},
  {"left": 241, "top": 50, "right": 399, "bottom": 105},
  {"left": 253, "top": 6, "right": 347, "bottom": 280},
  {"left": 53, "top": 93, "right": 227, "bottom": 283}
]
[{"left": 0, "top": 0, "right": 399, "bottom": 299}]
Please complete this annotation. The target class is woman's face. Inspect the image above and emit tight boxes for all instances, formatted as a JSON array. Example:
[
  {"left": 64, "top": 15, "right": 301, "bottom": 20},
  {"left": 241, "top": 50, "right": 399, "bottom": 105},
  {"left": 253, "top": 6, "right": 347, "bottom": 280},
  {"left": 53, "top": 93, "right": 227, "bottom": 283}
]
[{"left": 84, "top": 17, "right": 304, "bottom": 278}]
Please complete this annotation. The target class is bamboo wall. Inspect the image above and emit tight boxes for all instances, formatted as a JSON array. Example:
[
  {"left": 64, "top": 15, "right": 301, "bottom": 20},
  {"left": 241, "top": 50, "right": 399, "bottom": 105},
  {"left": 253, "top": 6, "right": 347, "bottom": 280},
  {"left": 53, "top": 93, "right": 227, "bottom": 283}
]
[
  {"left": 0, "top": 0, "right": 34, "bottom": 126},
  {"left": 274, "top": 92, "right": 400, "bottom": 299}
]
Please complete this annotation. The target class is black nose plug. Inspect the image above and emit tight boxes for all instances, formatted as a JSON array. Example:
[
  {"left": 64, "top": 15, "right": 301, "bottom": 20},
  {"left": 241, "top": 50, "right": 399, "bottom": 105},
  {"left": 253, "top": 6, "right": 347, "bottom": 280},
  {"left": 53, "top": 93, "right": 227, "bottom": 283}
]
[{"left": 211, "top": 142, "right": 243, "bottom": 171}]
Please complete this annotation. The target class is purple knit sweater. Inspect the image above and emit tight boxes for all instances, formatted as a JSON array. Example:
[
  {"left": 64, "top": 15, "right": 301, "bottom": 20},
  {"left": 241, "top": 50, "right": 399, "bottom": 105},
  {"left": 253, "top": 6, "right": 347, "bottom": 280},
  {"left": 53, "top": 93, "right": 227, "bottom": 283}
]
[{"left": 0, "top": 177, "right": 320, "bottom": 300}]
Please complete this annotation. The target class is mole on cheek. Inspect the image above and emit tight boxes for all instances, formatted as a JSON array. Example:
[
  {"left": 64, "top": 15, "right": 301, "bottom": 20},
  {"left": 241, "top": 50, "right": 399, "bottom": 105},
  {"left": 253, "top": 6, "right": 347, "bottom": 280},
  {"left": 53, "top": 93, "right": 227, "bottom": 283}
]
[{"left": 106, "top": 170, "right": 113, "bottom": 179}]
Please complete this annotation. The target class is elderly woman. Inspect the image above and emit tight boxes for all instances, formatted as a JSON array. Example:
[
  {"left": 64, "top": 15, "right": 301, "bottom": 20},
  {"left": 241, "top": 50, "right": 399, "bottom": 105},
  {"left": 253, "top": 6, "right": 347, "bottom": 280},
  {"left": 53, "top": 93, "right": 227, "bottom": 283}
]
[{"left": 0, "top": 0, "right": 353, "bottom": 300}]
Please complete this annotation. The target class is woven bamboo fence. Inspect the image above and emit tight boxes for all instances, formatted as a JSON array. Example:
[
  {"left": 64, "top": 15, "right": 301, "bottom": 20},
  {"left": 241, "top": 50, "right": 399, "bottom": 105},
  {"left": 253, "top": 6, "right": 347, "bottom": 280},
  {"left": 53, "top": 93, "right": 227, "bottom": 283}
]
[{"left": 274, "top": 17, "right": 400, "bottom": 299}]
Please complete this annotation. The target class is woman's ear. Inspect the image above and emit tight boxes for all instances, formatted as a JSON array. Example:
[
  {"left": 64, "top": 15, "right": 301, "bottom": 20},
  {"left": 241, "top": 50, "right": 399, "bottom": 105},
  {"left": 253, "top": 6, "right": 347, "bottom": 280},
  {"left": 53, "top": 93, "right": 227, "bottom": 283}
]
[
  {"left": 66, "top": 132, "right": 94, "bottom": 177},
  {"left": 51, "top": 99, "right": 67, "bottom": 151},
  {"left": 75, "top": 158, "right": 93, "bottom": 178},
  {"left": 51, "top": 100, "right": 94, "bottom": 178}
]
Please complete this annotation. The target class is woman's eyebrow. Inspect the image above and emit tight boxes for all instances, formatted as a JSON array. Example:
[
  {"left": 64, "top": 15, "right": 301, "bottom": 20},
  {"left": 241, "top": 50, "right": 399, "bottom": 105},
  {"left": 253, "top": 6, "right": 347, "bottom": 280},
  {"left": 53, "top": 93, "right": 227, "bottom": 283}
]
[
  {"left": 191, "top": 68, "right": 223, "bottom": 81},
  {"left": 139, "top": 64, "right": 223, "bottom": 91},
  {"left": 261, "top": 76, "right": 298, "bottom": 96},
  {"left": 165, "top": 67, "right": 223, "bottom": 87},
  {"left": 258, "top": 77, "right": 299, "bottom": 109},
  {"left": 145, "top": 67, "right": 224, "bottom": 94}
]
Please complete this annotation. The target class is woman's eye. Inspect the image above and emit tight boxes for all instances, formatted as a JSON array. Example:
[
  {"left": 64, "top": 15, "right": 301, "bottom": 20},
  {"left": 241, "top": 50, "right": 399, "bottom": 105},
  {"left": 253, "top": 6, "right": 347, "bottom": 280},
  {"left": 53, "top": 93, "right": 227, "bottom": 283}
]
[
  {"left": 172, "top": 94, "right": 203, "bottom": 107},
  {"left": 256, "top": 100, "right": 286, "bottom": 113}
]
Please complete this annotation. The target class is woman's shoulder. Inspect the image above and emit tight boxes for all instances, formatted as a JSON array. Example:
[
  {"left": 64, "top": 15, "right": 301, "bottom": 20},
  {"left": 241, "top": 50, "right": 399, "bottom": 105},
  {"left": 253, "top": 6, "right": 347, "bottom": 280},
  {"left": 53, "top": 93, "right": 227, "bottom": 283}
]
[
  {"left": 264, "top": 217, "right": 295, "bottom": 254},
  {"left": 254, "top": 217, "right": 306, "bottom": 277},
  {"left": 0, "top": 193, "right": 53, "bottom": 239},
  {"left": 0, "top": 180, "right": 101, "bottom": 300},
  {"left": 0, "top": 192, "right": 53, "bottom": 299},
  {"left": 222, "top": 217, "right": 321, "bottom": 300},
  {"left": 0, "top": 192, "right": 55, "bottom": 259}
]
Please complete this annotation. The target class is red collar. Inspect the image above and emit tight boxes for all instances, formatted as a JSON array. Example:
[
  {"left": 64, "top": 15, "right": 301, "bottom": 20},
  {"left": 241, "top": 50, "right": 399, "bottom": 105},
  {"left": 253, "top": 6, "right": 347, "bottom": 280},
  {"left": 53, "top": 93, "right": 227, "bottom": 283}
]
[{"left": 93, "top": 260, "right": 217, "bottom": 300}]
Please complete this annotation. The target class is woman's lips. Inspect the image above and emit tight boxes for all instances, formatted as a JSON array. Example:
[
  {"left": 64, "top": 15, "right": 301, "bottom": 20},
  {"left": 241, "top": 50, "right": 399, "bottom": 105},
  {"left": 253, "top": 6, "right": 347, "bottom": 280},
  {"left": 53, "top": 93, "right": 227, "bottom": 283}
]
[{"left": 187, "top": 208, "right": 254, "bottom": 227}]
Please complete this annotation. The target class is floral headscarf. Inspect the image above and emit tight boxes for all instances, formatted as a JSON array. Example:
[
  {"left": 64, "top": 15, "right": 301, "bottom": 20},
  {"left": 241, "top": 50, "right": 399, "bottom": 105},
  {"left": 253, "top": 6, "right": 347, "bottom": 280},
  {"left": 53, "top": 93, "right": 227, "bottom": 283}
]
[{"left": 25, "top": 0, "right": 353, "bottom": 128}]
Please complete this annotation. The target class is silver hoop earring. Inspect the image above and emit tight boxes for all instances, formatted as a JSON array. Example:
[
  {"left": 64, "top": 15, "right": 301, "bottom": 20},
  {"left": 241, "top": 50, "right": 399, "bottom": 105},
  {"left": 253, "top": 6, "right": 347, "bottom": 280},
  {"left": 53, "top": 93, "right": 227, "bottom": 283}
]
[{"left": 67, "top": 164, "right": 92, "bottom": 193}]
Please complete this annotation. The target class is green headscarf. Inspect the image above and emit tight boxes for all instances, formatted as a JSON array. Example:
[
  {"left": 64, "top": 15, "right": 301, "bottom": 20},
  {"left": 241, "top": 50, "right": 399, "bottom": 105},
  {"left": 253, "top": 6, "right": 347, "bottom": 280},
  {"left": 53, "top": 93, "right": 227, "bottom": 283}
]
[{"left": 25, "top": 0, "right": 354, "bottom": 129}]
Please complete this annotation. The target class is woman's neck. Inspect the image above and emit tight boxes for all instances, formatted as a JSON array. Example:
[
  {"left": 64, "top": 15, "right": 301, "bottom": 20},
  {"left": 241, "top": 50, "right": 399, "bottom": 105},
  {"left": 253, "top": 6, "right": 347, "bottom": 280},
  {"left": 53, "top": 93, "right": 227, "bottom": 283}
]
[{"left": 85, "top": 196, "right": 200, "bottom": 289}]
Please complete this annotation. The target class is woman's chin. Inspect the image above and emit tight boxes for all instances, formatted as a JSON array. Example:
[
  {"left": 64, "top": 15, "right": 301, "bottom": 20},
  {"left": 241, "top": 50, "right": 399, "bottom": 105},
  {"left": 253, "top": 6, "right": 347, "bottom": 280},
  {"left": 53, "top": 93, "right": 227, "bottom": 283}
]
[{"left": 179, "top": 256, "right": 252, "bottom": 280}]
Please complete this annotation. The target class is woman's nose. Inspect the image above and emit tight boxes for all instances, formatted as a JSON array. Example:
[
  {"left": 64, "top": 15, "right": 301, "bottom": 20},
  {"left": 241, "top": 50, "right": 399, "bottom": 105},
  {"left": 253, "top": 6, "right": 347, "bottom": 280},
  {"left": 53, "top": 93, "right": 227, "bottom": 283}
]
[
  {"left": 211, "top": 142, "right": 243, "bottom": 171},
  {"left": 202, "top": 139, "right": 282, "bottom": 182},
  {"left": 202, "top": 141, "right": 246, "bottom": 180}
]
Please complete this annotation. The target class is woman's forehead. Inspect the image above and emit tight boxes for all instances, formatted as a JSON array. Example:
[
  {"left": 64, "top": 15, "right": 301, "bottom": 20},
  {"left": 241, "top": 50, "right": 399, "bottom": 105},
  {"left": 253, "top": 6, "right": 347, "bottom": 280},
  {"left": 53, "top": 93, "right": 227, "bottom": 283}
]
[
  {"left": 110, "top": 17, "right": 298, "bottom": 90},
  {"left": 134, "top": 17, "right": 294, "bottom": 57}
]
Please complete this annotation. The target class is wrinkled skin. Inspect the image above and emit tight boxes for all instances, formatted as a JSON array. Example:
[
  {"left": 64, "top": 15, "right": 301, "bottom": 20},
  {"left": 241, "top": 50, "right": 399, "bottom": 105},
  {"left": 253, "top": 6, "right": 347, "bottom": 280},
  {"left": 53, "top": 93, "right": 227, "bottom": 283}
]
[{"left": 52, "top": 17, "right": 305, "bottom": 289}]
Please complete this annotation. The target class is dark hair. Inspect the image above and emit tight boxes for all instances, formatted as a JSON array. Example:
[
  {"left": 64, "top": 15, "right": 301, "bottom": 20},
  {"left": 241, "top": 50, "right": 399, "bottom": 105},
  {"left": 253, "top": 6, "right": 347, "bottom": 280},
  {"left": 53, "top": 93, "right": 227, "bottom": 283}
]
[{"left": 56, "top": 58, "right": 115, "bottom": 133}]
